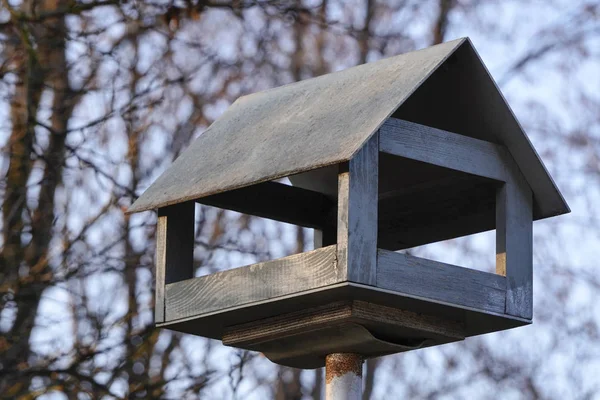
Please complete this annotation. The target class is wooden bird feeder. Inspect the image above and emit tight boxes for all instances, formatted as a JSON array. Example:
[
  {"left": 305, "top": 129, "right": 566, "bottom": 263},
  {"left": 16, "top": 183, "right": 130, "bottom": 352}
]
[{"left": 128, "top": 38, "right": 569, "bottom": 369}]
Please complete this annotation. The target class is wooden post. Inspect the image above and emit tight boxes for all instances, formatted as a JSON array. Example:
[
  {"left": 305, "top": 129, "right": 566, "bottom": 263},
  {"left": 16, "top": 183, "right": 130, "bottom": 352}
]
[
  {"left": 325, "top": 353, "right": 363, "bottom": 400},
  {"left": 496, "top": 165, "right": 533, "bottom": 319},
  {"left": 337, "top": 133, "right": 379, "bottom": 285},
  {"left": 155, "top": 202, "right": 195, "bottom": 323}
]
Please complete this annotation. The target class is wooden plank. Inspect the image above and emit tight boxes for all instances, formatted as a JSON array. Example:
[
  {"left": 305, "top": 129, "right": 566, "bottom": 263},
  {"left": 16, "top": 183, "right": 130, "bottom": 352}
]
[
  {"left": 223, "top": 300, "right": 463, "bottom": 348},
  {"left": 314, "top": 227, "right": 336, "bottom": 248},
  {"left": 161, "top": 281, "right": 530, "bottom": 346},
  {"left": 377, "top": 174, "right": 498, "bottom": 250},
  {"left": 165, "top": 245, "right": 341, "bottom": 322},
  {"left": 496, "top": 155, "right": 533, "bottom": 319},
  {"left": 128, "top": 39, "right": 469, "bottom": 215},
  {"left": 198, "top": 181, "right": 335, "bottom": 229},
  {"left": 222, "top": 300, "right": 464, "bottom": 369},
  {"left": 391, "top": 41, "right": 569, "bottom": 219},
  {"left": 155, "top": 202, "right": 195, "bottom": 323},
  {"left": 377, "top": 249, "right": 506, "bottom": 314},
  {"left": 379, "top": 118, "right": 510, "bottom": 182},
  {"left": 337, "top": 134, "right": 379, "bottom": 285}
]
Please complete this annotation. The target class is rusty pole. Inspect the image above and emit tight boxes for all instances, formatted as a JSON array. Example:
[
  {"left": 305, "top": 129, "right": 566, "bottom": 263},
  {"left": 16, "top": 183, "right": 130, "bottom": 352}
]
[{"left": 325, "top": 353, "right": 363, "bottom": 399}]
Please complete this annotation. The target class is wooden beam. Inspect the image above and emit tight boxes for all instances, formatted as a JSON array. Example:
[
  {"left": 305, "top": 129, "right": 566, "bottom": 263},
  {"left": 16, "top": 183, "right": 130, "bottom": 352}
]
[
  {"left": 379, "top": 118, "right": 510, "bottom": 182},
  {"left": 377, "top": 249, "right": 506, "bottom": 314},
  {"left": 220, "top": 300, "right": 464, "bottom": 347},
  {"left": 221, "top": 300, "right": 464, "bottom": 369},
  {"left": 496, "top": 155, "right": 533, "bottom": 319},
  {"left": 164, "top": 245, "right": 342, "bottom": 322},
  {"left": 155, "top": 202, "right": 195, "bottom": 323},
  {"left": 314, "top": 227, "right": 337, "bottom": 248},
  {"left": 197, "top": 181, "right": 335, "bottom": 229},
  {"left": 337, "top": 134, "right": 379, "bottom": 285},
  {"left": 377, "top": 174, "right": 498, "bottom": 250}
]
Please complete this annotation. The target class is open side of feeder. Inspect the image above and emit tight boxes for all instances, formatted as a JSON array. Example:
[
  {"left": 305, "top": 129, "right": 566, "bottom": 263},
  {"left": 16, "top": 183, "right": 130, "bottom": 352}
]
[{"left": 128, "top": 37, "right": 569, "bottom": 369}]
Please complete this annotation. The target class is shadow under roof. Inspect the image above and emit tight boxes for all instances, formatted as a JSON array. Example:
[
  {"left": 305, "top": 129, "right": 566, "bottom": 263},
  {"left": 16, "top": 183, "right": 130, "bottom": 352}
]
[{"left": 129, "top": 38, "right": 569, "bottom": 220}]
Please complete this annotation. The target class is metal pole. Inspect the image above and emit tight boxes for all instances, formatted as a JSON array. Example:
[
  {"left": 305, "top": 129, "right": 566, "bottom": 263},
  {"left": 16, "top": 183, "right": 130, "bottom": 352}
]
[{"left": 325, "top": 353, "right": 363, "bottom": 400}]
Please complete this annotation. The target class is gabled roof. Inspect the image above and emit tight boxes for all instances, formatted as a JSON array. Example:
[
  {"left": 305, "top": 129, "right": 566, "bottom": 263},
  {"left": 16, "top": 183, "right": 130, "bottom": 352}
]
[{"left": 128, "top": 38, "right": 569, "bottom": 219}]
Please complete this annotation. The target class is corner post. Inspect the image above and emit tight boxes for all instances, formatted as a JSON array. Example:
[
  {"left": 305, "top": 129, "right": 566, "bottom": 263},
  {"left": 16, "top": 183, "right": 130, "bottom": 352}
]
[
  {"left": 496, "top": 161, "right": 533, "bottom": 319},
  {"left": 155, "top": 202, "right": 195, "bottom": 323},
  {"left": 337, "top": 133, "right": 379, "bottom": 285}
]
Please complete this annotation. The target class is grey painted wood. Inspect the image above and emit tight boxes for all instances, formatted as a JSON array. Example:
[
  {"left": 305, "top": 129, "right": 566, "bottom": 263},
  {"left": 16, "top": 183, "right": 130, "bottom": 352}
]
[
  {"left": 159, "top": 281, "right": 530, "bottom": 356},
  {"left": 197, "top": 180, "right": 335, "bottom": 229},
  {"left": 165, "top": 245, "right": 341, "bottom": 322},
  {"left": 377, "top": 249, "right": 506, "bottom": 314},
  {"left": 128, "top": 38, "right": 462, "bottom": 213},
  {"left": 391, "top": 39, "right": 568, "bottom": 219},
  {"left": 313, "top": 227, "right": 337, "bottom": 248},
  {"left": 496, "top": 155, "right": 533, "bottom": 319},
  {"left": 377, "top": 174, "right": 497, "bottom": 250},
  {"left": 288, "top": 166, "right": 339, "bottom": 248},
  {"left": 155, "top": 202, "right": 195, "bottom": 323},
  {"left": 379, "top": 118, "right": 510, "bottom": 181},
  {"left": 337, "top": 134, "right": 378, "bottom": 285},
  {"left": 129, "top": 38, "right": 567, "bottom": 222}
]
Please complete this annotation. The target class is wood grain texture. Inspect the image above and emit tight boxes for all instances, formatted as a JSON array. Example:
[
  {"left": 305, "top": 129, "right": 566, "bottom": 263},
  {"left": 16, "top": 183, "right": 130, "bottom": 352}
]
[
  {"left": 164, "top": 245, "right": 341, "bottom": 322},
  {"left": 222, "top": 300, "right": 464, "bottom": 369},
  {"left": 377, "top": 249, "right": 506, "bottom": 314},
  {"left": 337, "top": 134, "right": 378, "bottom": 285},
  {"left": 128, "top": 39, "right": 468, "bottom": 214},
  {"left": 351, "top": 301, "right": 464, "bottom": 340},
  {"left": 379, "top": 118, "right": 510, "bottom": 182},
  {"left": 314, "top": 227, "right": 337, "bottom": 248},
  {"left": 155, "top": 202, "right": 195, "bottom": 323},
  {"left": 377, "top": 174, "right": 498, "bottom": 250},
  {"left": 391, "top": 39, "right": 568, "bottom": 219},
  {"left": 223, "top": 300, "right": 464, "bottom": 348},
  {"left": 129, "top": 39, "right": 568, "bottom": 223},
  {"left": 160, "top": 280, "right": 530, "bottom": 357},
  {"left": 198, "top": 180, "right": 335, "bottom": 229},
  {"left": 496, "top": 154, "right": 533, "bottom": 319}
]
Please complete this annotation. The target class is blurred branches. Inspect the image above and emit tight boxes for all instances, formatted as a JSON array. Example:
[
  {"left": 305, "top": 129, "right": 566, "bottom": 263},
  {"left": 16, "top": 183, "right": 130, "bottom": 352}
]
[{"left": 0, "top": 0, "right": 597, "bottom": 399}]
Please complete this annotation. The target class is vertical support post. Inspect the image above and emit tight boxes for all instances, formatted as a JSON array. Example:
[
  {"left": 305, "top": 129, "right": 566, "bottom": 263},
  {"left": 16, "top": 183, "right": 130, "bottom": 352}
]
[
  {"left": 155, "top": 202, "right": 195, "bottom": 323},
  {"left": 325, "top": 353, "right": 363, "bottom": 400},
  {"left": 337, "top": 133, "right": 379, "bottom": 285},
  {"left": 314, "top": 229, "right": 335, "bottom": 248},
  {"left": 496, "top": 163, "right": 533, "bottom": 319}
]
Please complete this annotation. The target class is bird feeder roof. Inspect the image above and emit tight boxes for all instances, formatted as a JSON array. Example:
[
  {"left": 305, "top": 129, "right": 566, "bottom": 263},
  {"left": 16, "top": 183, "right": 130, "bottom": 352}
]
[{"left": 128, "top": 37, "right": 569, "bottom": 219}]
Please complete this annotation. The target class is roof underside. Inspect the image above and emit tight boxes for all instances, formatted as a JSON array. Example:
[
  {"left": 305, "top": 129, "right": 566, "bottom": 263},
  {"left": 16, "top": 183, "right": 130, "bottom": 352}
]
[{"left": 128, "top": 38, "right": 569, "bottom": 219}]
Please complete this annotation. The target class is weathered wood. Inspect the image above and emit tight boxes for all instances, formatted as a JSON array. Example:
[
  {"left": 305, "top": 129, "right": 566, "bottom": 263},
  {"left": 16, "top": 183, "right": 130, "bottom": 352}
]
[
  {"left": 129, "top": 39, "right": 568, "bottom": 223},
  {"left": 128, "top": 39, "right": 473, "bottom": 214},
  {"left": 377, "top": 174, "right": 498, "bottom": 250},
  {"left": 223, "top": 300, "right": 464, "bottom": 369},
  {"left": 155, "top": 202, "right": 195, "bottom": 323},
  {"left": 223, "top": 300, "right": 463, "bottom": 347},
  {"left": 288, "top": 166, "right": 338, "bottom": 248},
  {"left": 165, "top": 245, "right": 341, "bottom": 321},
  {"left": 314, "top": 227, "right": 337, "bottom": 248},
  {"left": 351, "top": 301, "right": 464, "bottom": 340},
  {"left": 337, "top": 134, "right": 378, "bottom": 285},
  {"left": 198, "top": 180, "right": 335, "bottom": 229},
  {"left": 160, "top": 280, "right": 530, "bottom": 369},
  {"left": 377, "top": 249, "right": 506, "bottom": 314},
  {"left": 391, "top": 39, "right": 568, "bottom": 219},
  {"left": 379, "top": 118, "right": 510, "bottom": 182},
  {"left": 496, "top": 156, "right": 533, "bottom": 319}
]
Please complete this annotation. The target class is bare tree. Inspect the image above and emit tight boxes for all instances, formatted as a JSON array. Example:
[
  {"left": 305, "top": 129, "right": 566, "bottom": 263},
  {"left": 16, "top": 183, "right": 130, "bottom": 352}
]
[{"left": 0, "top": 0, "right": 598, "bottom": 399}]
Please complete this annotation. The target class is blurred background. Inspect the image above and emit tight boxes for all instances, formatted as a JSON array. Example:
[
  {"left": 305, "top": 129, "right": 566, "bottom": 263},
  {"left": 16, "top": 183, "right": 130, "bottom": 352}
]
[{"left": 0, "top": 0, "right": 598, "bottom": 398}]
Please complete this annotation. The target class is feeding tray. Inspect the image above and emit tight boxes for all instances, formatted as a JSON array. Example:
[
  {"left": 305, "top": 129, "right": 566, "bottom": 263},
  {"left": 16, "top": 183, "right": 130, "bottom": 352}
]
[{"left": 127, "top": 38, "right": 569, "bottom": 369}]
